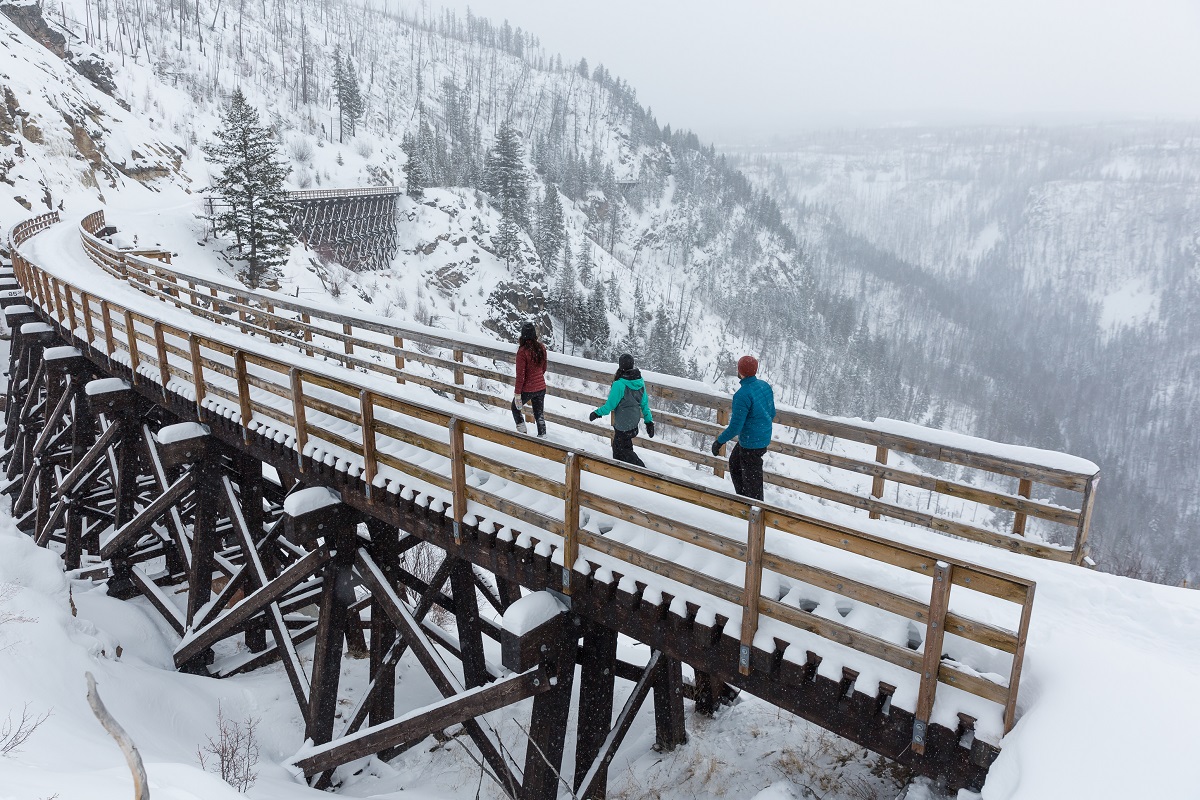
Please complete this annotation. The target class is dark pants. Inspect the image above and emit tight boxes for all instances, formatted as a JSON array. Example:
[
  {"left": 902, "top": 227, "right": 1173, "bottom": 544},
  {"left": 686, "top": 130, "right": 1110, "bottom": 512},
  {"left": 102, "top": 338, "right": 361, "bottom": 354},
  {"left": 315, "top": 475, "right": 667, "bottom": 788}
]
[
  {"left": 611, "top": 427, "right": 645, "bottom": 467},
  {"left": 729, "top": 444, "right": 767, "bottom": 500},
  {"left": 511, "top": 390, "right": 546, "bottom": 433}
]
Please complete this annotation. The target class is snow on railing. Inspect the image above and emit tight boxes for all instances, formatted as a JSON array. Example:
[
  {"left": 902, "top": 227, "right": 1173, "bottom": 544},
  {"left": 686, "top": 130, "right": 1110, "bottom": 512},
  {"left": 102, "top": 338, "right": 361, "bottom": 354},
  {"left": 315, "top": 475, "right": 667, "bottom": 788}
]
[{"left": 6, "top": 210, "right": 1042, "bottom": 745}]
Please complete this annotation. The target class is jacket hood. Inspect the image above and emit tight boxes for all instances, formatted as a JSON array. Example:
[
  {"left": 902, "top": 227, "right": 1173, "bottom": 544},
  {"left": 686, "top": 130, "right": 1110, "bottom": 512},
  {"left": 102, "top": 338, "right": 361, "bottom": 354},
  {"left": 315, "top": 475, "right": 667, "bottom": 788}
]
[{"left": 617, "top": 368, "right": 643, "bottom": 383}]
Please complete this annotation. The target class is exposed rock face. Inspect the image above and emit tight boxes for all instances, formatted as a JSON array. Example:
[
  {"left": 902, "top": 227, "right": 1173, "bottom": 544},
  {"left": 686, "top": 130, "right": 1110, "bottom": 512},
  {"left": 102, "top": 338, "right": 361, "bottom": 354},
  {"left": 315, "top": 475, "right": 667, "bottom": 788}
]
[
  {"left": 483, "top": 268, "right": 552, "bottom": 342},
  {"left": 0, "top": 0, "right": 66, "bottom": 58},
  {"left": 1, "top": 0, "right": 119, "bottom": 99}
]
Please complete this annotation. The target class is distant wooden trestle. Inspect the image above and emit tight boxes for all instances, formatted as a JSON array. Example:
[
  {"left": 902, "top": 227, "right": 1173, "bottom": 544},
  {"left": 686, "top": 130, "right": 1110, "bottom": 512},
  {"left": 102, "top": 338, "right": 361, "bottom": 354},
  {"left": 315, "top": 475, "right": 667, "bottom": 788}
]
[{"left": 0, "top": 209, "right": 1097, "bottom": 796}]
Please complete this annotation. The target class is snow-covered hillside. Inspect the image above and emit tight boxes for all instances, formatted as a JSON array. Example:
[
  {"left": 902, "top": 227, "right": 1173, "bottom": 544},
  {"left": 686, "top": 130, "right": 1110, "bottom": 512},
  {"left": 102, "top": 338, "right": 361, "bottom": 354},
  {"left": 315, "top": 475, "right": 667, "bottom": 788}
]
[{"left": 729, "top": 127, "right": 1200, "bottom": 584}]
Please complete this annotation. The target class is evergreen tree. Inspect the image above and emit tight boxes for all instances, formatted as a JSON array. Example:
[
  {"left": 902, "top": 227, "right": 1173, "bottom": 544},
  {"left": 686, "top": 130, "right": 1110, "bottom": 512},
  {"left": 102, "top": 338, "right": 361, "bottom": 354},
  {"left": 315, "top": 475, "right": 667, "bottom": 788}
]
[
  {"left": 494, "top": 214, "right": 523, "bottom": 269},
  {"left": 535, "top": 184, "right": 565, "bottom": 273},
  {"left": 576, "top": 240, "right": 593, "bottom": 286},
  {"left": 586, "top": 285, "right": 610, "bottom": 353},
  {"left": 333, "top": 47, "right": 365, "bottom": 142},
  {"left": 401, "top": 130, "right": 428, "bottom": 199},
  {"left": 483, "top": 121, "right": 530, "bottom": 228},
  {"left": 204, "top": 88, "right": 292, "bottom": 289}
]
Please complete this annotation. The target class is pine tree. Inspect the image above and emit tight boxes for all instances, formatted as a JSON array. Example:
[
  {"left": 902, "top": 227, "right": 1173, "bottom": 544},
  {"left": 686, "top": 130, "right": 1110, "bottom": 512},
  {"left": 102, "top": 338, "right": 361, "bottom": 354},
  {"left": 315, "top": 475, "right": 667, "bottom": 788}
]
[
  {"left": 576, "top": 240, "right": 593, "bottom": 286},
  {"left": 586, "top": 285, "right": 610, "bottom": 353},
  {"left": 204, "top": 88, "right": 292, "bottom": 289},
  {"left": 402, "top": 130, "right": 428, "bottom": 199},
  {"left": 333, "top": 47, "right": 365, "bottom": 142},
  {"left": 483, "top": 121, "right": 530, "bottom": 228},
  {"left": 535, "top": 184, "right": 565, "bottom": 273},
  {"left": 494, "top": 214, "right": 523, "bottom": 269}
]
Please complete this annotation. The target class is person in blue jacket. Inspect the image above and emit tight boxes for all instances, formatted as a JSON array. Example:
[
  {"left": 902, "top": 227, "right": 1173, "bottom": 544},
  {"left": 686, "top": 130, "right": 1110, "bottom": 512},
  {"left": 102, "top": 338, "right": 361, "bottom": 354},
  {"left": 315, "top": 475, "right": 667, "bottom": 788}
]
[
  {"left": 589, "top": 353, "right": 655, "bottom": 467},
  {"left": 710, "top": 355, "right": 775, "bottom": 500}
]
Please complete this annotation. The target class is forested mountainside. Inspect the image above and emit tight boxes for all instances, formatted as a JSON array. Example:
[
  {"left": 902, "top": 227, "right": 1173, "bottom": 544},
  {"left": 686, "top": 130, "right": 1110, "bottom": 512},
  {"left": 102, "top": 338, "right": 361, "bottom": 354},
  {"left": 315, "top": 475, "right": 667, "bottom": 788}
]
[
  {"left": 1, "top": 0, "right": 923, "bottom": 421},
  {"left": 730, "top": 126, "right": 1200, "bottom": 583}
]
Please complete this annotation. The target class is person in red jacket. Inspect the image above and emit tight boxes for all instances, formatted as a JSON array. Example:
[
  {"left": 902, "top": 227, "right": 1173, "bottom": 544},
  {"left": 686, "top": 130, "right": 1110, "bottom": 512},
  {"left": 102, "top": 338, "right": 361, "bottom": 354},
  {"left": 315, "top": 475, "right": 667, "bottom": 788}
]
[{"left": 512, "top": 322, "right": 548, "bottom": 436}]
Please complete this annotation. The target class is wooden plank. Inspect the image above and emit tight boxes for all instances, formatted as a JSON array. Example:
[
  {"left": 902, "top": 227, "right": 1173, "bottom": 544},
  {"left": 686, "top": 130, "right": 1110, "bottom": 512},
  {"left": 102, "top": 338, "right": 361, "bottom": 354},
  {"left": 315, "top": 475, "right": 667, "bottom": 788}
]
[
  {"left": 870, "top": 446, "right": 888, "bottom": 520},
  {"left": 289, "top": 368, "right": 308, "bottom": 471},
  {"left": 578, "top": 490, "right": 746, "bottom": 562},
  {"left": 292, "top": 666, "right": 550, "bottom": 775},
  {"left": 562, "top": 453, "right": 580, "bottom": 593},
  {"left": 393, "top": 335, "right": 404, "bottom": 383},
  {"left": 449, "top": 418, "right": 466, "bottom": 544},
  {"left": 464, "top": 485, "right": 564, "bottom": 536},
  {"left": 714, "top": 406, "right": 730, "bottom": 479},
  {"left": 153, "top": 322, "right": 170, "bottom": 391},
  {"left": 187, "top": 333, "right": 206, "bottom": 410},
  {"left": 100, "top": 471, "right": 196, "bottom": 559},
  {"left": 463, "top": 450, "right": 562, "bottom": 496},
  {"left": 739, "top": 507, "right": 765, "bottom": 676},
  {"left": 373, "top": 418, "right": 452, "bottom": 458},
  {"left": 121, "top": 311, "right": 138, "bottom": 376},
  {"left": 580, "top": 454, "right": 752, "bottom": 522},
  {"left": 1003, "top": 583, "right": 1035, "bottom": 732},
  {"left": 763, "top": 510, "right": 1034, "bottom": 603},
  {"left": 360, "top": 390, "right": 378, "bottom": 499},
  {"left": 1072, "top": 474, "right": 1100, "bottom": 565},
  {"left": 761, "top": 551, "right": 1019, "bottom": 654},
  {"left": 579, "top": 530, "right": 743, "bottom": 606},
  {"left": 234, "top": 351, "right": 252, "bottom": 428},
  {"left": 912, "top": 561, "right": 953, "bottom": 755}
]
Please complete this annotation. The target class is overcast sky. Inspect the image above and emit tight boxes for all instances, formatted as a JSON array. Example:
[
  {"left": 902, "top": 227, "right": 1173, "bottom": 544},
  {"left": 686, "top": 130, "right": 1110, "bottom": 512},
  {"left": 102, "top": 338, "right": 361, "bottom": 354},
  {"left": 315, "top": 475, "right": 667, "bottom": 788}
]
[{"left": 425, "top": 0, "right": 1200, "bottom": 141}]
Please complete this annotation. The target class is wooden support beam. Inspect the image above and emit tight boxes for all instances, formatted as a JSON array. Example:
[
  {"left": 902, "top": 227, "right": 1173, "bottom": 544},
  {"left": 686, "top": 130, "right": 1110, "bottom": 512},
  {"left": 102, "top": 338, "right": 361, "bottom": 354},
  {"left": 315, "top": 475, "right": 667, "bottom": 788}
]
[
  {"left": 449, "top": 556, "right": 489, "bottom": 689},
  {"left": 575, "top": 620, "right": 617, "bottom": 799},
  {"left": 575, "top": 651, "right": 661, "bottom": 800},
  {"left": 354, "top": 549, "right": 521, "bottom": 793},
  {"left": 293, "top": 665, "right": 550, "bottom": 776},
  {"left": 739, "top": 506, "right": 765, "bottom": 675},
  {"left": 652, "top": 655, "right": 688, "bottom": 751}
]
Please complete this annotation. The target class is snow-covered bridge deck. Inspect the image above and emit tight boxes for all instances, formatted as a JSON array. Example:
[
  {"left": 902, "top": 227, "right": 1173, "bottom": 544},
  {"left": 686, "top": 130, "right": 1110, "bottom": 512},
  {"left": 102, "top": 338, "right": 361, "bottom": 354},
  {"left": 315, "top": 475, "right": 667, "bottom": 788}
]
[{"left": 2, "top": 208, "right": 1105, "bottom": 794}]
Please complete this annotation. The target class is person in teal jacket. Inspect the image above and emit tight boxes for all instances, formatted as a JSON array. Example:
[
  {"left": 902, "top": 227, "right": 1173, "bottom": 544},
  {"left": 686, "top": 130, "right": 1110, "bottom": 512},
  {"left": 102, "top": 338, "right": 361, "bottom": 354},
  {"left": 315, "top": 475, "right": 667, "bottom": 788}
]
[
  {"left": 710, "top": 355, "right": 775, "bottom": 500},
  {"left": 588, "top": 353, "right": 655, "bottom": 467}
]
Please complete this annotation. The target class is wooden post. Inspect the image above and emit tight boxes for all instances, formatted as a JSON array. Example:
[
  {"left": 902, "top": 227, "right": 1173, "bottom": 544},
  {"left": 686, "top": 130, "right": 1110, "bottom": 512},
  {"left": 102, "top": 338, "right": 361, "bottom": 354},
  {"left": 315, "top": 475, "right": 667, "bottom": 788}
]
[
  {"left": 1003, "top": 583, "right": 1035, "bottom": 733},
  {"left": 290, "top": 369, "right": 308, "bottom": 472},
  {"left": 342, "top": 322, "right": 353, "bottom": 360},
  {"left": 448, "top": 417, "right": 466, "bottom": 544},
  {"left": 869, "top": 446, "right": 888, "bottom": 520},
  {"left": 234, "top": 351, "right": 252, "bottom": 433},
  {"left": 306, "top": 525, "right": 357, "bottom": 746},
  {"left": 714, "top": 407, "right": 730, "bottom": 478},
  {"left": 123, "top": 309, "right": 139, "bottom": 381},
  {"left": 912, "top": 561, "right": 952, "bottom": 754},
  {"left": 301, "top": 312, "right": 313, "bottom": 355},
  {"left": 652, "top": 655, "right": 688, "bottom": 751},
  {"left": 1007, "top": 478, "right": 1033, "bottom": 536},
  {"left": 188, "top": 334, "right": 205, "bottom": 415},
  {"left": 739, "top": 506, "right": 765, "bottom": 676},
  {"left": 562, "top": 452, "right": 581, "bottom": 593},
  {"left": 360, "top": 390, "right": 377, "bottom": 501},
  {"left": 1072, "top": 474, "right": 1099, "bottom": 565},
  {"left": 64, "top": 283, "right": 76, "bottom": 333},
  {"left": 81, "top": 293, "right": 94, "bottom": 348},
  {"left": 101, "top": 300, "right": 114, "bottom": 355},
  {"left": 452, "top": 348, "right": 464, "bottom": 403},
  {"left": 575, "top": 620, "right": 617, "bottom": 798},
  {"left": 153, "top": 322, "right": 169, "bottom": 394},
  {"left": 449, "top": 558, "right": 488, "bottom": 688},
  {"left": 393, "top": 335, "right": 404, "bottom": 383}
]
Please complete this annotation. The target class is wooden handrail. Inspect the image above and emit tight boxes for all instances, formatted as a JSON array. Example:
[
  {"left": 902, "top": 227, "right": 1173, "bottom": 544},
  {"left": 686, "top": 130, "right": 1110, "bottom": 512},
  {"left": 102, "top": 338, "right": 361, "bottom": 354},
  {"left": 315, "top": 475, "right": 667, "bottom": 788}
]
[
  {"left": 86, "top": 213, "right": 1098, "bottom": 563},
  {"left": 9, "top": 211, "right": 1043, "bottom": 740}
]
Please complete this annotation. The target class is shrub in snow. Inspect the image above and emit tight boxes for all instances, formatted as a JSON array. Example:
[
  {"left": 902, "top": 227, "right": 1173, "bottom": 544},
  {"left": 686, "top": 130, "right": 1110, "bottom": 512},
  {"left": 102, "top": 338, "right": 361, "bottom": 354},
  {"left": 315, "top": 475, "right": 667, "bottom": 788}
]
[
  {"left": 289, "top": 137, "right": 314, "bottom": 165},
  {"left": 197, "top": 703, "right": 260, "bottom": 792}
]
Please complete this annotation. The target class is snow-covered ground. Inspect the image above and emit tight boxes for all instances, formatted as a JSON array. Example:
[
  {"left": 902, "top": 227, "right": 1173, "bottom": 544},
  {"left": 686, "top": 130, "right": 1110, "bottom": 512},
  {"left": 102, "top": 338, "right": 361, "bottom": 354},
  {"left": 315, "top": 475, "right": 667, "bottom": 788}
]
[{"left": 5, "top": 213, "right": 1200, "bottom": 799}]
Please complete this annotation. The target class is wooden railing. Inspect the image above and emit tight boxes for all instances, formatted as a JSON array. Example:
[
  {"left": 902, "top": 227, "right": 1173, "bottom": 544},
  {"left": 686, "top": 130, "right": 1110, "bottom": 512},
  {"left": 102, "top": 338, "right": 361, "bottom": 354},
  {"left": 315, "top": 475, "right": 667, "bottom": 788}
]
[
  {"left": 284, "top": 186, "right": 402, "bottom": 201},
  {"left": 74, "top": 212, "right": 1099, "bottom": 565},
  {"left": 7, "top": 210, "right": 1041, "bottom": 745}
]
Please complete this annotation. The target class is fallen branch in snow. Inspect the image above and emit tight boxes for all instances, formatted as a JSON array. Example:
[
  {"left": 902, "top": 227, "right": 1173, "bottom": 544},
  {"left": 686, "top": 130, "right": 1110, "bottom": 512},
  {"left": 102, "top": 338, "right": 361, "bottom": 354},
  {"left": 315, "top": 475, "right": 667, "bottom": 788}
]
[{"left": 84, "top": 672, "right": 149, "bottom": 800}]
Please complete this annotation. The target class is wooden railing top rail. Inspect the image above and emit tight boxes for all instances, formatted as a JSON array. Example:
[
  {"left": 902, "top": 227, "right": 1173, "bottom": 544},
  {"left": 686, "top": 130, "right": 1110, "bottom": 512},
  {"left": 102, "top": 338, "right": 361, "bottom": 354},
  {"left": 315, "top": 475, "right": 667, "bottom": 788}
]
[{"left": 12, "top": 210, "right": 1038, "bottom": 745}]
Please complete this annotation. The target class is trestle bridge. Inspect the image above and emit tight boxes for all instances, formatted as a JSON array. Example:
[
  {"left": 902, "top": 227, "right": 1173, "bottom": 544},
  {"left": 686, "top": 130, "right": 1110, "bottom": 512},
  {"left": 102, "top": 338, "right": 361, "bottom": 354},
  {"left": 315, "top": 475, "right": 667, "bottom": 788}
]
[{"left": 0, "top": 204, "right": 1100, "bottom": 797}]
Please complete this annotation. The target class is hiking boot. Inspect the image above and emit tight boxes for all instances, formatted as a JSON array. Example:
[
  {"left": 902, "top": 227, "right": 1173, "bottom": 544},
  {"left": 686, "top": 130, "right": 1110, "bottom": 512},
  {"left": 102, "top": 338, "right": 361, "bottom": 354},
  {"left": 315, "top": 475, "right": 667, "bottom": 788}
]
[
  {"left": 516, "top": 420, "right": 528, "bottom": 434},
  {"left": 536, "top": 420, "right": 547, "bottom": 437}
]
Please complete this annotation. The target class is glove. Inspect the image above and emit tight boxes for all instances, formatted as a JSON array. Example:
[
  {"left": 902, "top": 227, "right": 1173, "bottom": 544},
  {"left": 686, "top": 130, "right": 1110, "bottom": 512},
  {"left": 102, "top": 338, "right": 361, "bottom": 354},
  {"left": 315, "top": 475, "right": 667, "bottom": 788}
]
[
  {"left": 588, "top": 411, "right": 600, "bottom": 422},
  {"left": 711, "top": 439, "right": 722, "bottom": 457},
  {"left": 646, "top": 422, "right": 655, "bottom": 438}
]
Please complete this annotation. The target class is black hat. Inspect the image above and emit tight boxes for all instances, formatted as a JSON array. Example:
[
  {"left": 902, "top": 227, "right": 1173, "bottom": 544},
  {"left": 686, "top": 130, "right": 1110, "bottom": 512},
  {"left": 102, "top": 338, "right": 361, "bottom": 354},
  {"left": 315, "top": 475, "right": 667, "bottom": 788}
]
[
  {"left": 520, "top": 322, "right": 536, "bottom": 339},
  {"left": 618, "top": 353, "right": 635, "bottom": 372}
]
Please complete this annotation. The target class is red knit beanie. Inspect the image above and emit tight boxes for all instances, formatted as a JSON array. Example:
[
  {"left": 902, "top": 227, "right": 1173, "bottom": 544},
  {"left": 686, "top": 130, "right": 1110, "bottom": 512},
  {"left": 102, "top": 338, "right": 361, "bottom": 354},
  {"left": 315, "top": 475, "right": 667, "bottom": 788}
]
[{"left": 737, "top": 355, "right": 759, "bottom": 377}]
